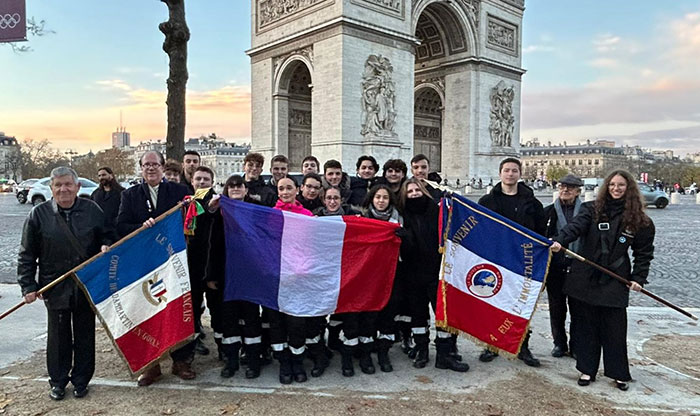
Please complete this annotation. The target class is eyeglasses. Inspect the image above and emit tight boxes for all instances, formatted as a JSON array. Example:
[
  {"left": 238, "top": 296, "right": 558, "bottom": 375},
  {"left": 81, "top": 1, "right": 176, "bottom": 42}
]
[
  {"left": 558, "top": 184, "right": 578, "bottom": 190},
  {"left": 142, "top": 163, "right": 162, "bottom": 169},
  {"left": 325, "top": 196, "right": 341, "bottom": 201}
]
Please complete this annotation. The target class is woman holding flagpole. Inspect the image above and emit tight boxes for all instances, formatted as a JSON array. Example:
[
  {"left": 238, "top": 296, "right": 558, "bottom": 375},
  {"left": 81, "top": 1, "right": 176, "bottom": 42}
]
[
  {"left": 206, "top": 175, "right": 265, "bottom": 379},
  {"left": 270, "top": 177, "right": 313, "bottom": 384},
  {"left": 551, "top": 169, "right": 655, "bottom": 391},
  {"left": 399, "top": 178, "right": 469, "bottom": 373}
]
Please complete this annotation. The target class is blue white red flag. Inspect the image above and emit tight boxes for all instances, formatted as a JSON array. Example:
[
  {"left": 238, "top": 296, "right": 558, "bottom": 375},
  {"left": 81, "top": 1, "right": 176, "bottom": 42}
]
[
  {"left": 220, "top": 197, "right": 401, "bottom": 316},
  {"left": 436, "top": 193, "right": 552, "bottom": 355},
  {"left": 74, "top": 208, "right": 194, "bottom": 374}
]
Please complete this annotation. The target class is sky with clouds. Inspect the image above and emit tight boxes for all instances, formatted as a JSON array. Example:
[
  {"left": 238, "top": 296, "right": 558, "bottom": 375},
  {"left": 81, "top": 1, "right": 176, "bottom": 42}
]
[{"left": 1, "top": 0, "right": 699, "bottom": 155}]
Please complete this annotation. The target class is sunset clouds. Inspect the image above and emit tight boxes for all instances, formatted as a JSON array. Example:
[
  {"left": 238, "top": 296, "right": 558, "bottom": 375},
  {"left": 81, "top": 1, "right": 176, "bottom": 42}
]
[{"left": 521, "top": 7, "right": 700, "bottom": 154}]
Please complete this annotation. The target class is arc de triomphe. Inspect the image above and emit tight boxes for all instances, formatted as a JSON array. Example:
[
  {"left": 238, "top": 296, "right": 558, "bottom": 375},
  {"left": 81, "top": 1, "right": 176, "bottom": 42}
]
[{"left": 248, "top": 0, "right": 524, "bottom": 181}]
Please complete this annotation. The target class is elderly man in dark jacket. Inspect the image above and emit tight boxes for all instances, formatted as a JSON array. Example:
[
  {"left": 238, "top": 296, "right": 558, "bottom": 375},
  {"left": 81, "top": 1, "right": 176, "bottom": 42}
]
[
  {"left": 477, "top": 157, "right": 545, "bottom": 367},
  {"left": 544, "top": 174, "right": 584, "bottom": 358},
  {"left": 18, "top": 166, "right": 111, "bottom": 401},
  {"left": 117, "top": 150, "right": 193, "bottom": 386}
]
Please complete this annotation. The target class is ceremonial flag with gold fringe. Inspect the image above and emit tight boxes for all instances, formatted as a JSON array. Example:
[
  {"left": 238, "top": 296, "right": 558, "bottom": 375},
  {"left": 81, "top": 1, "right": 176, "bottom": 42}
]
[{"left": 436, "top": 193, "right": 552, "bottom": 356}]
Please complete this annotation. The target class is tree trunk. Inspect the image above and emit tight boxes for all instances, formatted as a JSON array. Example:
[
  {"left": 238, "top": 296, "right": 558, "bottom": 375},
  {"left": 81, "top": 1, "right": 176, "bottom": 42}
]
[{"left": 160, "top": 0, "right": 190, "bottom": 162}]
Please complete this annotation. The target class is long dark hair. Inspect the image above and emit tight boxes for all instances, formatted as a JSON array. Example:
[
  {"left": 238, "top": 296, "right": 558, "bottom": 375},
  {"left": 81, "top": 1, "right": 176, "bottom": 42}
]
[
  {"left": 362, "top": 184, "right": 396, "bottom": 211},
  {"left": 595, "top": 169, "right": 649, "bottom": 233},
  {"left": 98, "top": 166, "right": 124, "bottom": 191}
]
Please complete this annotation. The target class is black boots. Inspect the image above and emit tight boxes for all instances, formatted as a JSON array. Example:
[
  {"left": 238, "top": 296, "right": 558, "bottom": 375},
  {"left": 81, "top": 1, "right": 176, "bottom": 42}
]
[
  {"left": 435, "top": 338, "right": 469, "bottom": 372},
  {"left": 244, "top": 343, "right": 262, "bottom": 379},
  {"left": 327, "top": 324, "right": 342, "bottom": 352},
  {"left": 309, "top": 343, "right": 329, "bottom": 377},
  {"left": 479, "top": 348, "right": 499, "bottom": 362},
  {"left": 341, "top": 345, "right": 355, "bottom": 377},
  {"left": 517, "top": 332, "right": 541, "bottom": 367},
  {"left": 376, "top": 339, "right": 393, "bottom": 373},
  {"left": 215, "top": 336, "right": 224, "bottom": 361},
  {"left": 291, "top": 352, "right": 307, "bottom": 383},
  {"left": 277, "top": 349, "right": 293, "bottom": 384},
  {"left": 220, "top": 344, "right": 240, "bottom": 378},
  {"left": 412, "top": 334, "right": 429, "bottom": 368},
  {"left": 358, "top": 342, "right": 375, "bottom": 374}
]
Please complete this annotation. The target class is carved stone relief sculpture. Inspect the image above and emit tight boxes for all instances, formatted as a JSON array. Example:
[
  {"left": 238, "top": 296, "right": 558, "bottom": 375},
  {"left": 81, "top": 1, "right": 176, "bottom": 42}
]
[
  {"left": 258, "top": 0, "right": 327, "bottom": 29},
  {"left": 487, "top": 15, "right": 517, "bottom": 54},
  {"left": 458, "top": 0, "right": 480, "bottom": 28},
  {"left": 361, "top": 55, "right": 397, "bottom": 137},
  {"left": 488, "top": 80, "right": 515, "bottom": 148}
]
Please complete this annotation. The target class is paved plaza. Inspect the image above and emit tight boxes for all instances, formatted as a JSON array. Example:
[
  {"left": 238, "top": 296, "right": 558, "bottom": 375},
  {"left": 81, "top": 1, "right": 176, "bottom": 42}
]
[{"left": 0, "top": 192, "right": 698, "bottom": 415}]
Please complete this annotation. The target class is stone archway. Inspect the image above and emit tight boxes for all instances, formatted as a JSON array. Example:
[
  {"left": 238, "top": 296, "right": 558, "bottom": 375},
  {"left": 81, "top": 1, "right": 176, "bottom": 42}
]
[
  {"left": 413, "top": 86, "right": 443, "bottom": 171},
  {"left": 413, "top": 0, "right": 474, "bottom": 176},
  {"left": 274, "top": 59, "right": 313, "bottom": 171}
]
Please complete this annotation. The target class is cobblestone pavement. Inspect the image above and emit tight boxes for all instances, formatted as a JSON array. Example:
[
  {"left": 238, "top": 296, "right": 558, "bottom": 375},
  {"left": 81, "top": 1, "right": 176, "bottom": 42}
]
[{"left": 1, "top": 192, "right": 698, "bottom": 309}]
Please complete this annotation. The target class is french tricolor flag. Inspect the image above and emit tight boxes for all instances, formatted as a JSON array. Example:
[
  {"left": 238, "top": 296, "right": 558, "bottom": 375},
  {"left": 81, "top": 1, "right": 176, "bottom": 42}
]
[
  {"left": 437, "top": 194, "right": 552, "bottom": 355},
  {"left": 74, "top": 209, "right": 194, "bottom": 374},
  {"left": 220, "top": 197, "right": 401, "bottom": 316}
]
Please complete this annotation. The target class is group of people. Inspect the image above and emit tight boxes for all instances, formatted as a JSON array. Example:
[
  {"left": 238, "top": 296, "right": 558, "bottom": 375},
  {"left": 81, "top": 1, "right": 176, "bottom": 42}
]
[{"left": 16, "top": 149, "right": 655, "bottom": 401}]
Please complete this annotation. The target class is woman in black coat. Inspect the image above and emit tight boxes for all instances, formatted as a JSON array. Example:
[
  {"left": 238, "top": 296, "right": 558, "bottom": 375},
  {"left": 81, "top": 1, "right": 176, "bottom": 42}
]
[
  {"left": 400, "top": 178, "right": 469, "bottom": 373},
  {"left": 551, "top": 169, "right": 655, "bottom": 391},
  {"left": 206, "top": 175, "right": 264, "bottom": 380}
]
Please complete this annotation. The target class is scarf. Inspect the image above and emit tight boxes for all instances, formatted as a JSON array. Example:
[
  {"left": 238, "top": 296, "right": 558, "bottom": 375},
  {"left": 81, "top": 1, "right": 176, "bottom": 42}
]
[
  {"left": 554, "top": 197, "right": 581, "bottom": 254},
  {"left": 317, "top": 206, "right": 345, "bottom": 216}
]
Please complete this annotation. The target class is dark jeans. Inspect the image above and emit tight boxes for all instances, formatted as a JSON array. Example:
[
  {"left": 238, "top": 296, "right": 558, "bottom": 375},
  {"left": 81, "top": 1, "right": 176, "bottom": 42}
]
[
  {"left": 569, "top": 298, "right": 631, "bottom": 381},
  {"left": 46, "top": 291, "right": 95, "bottom": 389},
  {"left": 546, "top": 270, "right": 572, "bottom": 350}
]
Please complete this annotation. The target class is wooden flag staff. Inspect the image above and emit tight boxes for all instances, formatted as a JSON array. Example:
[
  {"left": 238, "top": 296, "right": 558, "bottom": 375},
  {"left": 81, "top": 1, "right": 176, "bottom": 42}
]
[{"left": 0, "top": 203, "right": 185, "bottom": 322}]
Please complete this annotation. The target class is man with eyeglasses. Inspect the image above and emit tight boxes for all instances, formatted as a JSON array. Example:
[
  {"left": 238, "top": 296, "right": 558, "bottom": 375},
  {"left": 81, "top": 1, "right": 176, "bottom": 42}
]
[
  {"left": 297, "top": 173, "right": 324, "bottom": 212},
  {"left": 116, "top": 150, "right": 194, "bottom": 386},
  {"left": 544, "top": 173, "right": 584, "bottom": 358}
]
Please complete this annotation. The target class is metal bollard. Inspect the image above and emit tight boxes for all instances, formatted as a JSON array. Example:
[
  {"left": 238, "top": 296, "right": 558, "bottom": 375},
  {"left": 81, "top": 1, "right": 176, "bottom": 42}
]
[
  {"left": 584, "top": 191, "right": 595, "bottom": 202},
  {"left": 671, "top": 192, "right": 680, "bottom": 205},
  {"left": 553, "top": 191, "right": 559, "bottom": 203},
  {"left": 465, "top": 185, "right": 472, "bottom": 194}
]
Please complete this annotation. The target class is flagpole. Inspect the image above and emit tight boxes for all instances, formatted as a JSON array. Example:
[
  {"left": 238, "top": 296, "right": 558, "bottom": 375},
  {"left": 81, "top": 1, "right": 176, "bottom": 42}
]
[
  {"left": 0, "top": 202, "right": 185, "bottom": 322},
  {"left": 564, "top": 248, "right": 697, "bottom": 321}
]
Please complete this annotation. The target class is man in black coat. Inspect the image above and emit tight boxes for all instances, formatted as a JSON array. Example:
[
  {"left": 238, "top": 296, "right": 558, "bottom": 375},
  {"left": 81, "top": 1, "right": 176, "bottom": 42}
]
[
  {"left": 544, "top": 174, "right": 584, "bottom": 358},
  {"left": 18, "top": 167, "right": 112, "bottom": 401},
  {"left": 410, "top": 154, "right": 444, "bottom": 201},
  {"left": 348, "top": 155, "right": 379, "bottom": 208},
  {"left": 116, "top": 150, "right": 194, "bottom": 386},
  {"left": 243, "top": 152, "right": 277, "bottom": 207},
  {"left": 477, "top": 157, "right": 545, "bottom": 367},
  {"left": 91, "top": 166, "right": 124, "bottom": 239}
]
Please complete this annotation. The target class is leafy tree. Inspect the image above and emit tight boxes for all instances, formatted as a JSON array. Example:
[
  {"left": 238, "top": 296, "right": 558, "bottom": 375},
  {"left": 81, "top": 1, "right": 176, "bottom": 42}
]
[
  {"left": 546, "top": 165, "right": 569, "bottom": 182},
  {"left": 160, "top": 0, "right": 190, "bottom": 162}
]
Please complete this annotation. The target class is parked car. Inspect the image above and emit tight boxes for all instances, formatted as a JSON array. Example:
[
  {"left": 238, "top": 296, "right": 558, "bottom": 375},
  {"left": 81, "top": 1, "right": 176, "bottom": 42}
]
[
  {"left": 13, "top": 178, "right": 39, "bottom": 204},
  {"left": 0, "top": 178, "right": 15, "bottom": 193},
  {"left": 637, "top": 182, "right": 669, "bottom": 209},
  {"left": 28, "top": 177, "right": 99, "bottom": 206}
]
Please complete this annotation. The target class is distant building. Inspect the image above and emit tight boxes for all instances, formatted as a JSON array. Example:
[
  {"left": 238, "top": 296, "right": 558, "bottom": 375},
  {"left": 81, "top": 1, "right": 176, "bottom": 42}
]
[
  {"left": 520, "top": 139, "right": 627, "bottom": 179},
  {"left": 112, "top": 127, "right": 131, "bottom": 148},
  {"left": 0, "top": 132, "right": 20, "bottom": 180},
  {"left": 133, "top": 136, "right": 250, "bottom": 184}
]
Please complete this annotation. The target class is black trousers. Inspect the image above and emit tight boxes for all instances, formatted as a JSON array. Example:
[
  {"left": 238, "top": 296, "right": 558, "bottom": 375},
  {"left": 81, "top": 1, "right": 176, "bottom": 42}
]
[
  {"left": 546, "top": 270, "right": 572, "bottom": 349},
  {"left": 406, "top": 278, "right": 438, "bottom": 330},
  {"left": 220, "top": 300, "right": 263, "bottom": 348},
  {"left": 376, "top": 275, "right": 401, "bottom": 339},
  {"left": 569, "top": 298, "right": 631, "bottom": 381},
  {"left": 340, "top": 312, "right": 377, "bottom": 344},
  {"left": 46, "top": 291, "right": 95, "bottom": 389},
  {"left": 267, "top": 308, "right": 307, "bottom": 353}
]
